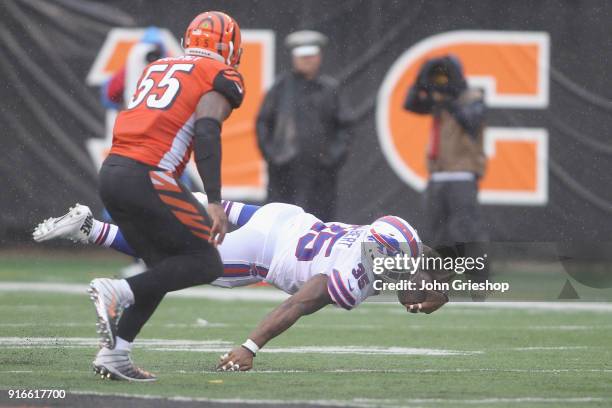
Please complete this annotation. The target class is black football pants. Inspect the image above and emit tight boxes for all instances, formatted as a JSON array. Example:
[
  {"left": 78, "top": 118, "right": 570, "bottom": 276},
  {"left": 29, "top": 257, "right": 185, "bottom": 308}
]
[
  {"left": 99, "top": 155, "right": 223, "bottom": 342},
  {"left": 424, "top": 179, "right": 490, "bottom": 297},
  {"left": 267, "top": 159, "right": 339, "bottom": 221}
]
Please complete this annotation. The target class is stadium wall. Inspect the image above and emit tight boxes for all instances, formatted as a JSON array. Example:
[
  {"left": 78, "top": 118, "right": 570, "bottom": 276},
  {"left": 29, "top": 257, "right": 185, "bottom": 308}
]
[{"left": 2, "top": 0, "right": 611, "bottom": 244}]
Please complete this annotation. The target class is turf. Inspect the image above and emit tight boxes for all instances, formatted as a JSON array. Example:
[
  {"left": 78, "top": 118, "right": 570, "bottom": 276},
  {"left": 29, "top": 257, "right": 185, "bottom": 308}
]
[{"left": 0, "top": 252, "right": 611, "bottom": 407}]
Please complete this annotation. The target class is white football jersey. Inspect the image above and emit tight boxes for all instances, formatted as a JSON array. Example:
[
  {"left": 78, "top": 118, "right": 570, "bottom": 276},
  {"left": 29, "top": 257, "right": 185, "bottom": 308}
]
[{"left": 267, "top": 211, "right": 378, "bottom": 310}]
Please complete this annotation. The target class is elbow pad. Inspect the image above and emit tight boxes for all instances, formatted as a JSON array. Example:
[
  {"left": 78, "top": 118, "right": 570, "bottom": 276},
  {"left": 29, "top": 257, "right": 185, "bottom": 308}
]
[{"left": 193, "top": 117, "right": 222, "bottom": 203}]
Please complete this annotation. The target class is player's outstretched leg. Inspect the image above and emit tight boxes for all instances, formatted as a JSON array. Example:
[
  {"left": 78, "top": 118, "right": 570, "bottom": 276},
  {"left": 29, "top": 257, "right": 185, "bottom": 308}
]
[
  {"left": 33, "top": 204, "right": 122, "bottom": 249},
  {"left": 194, "top": 192, "right": 261, "bottom": 227},
  {"left": 33, "top": 203, "right": 137, "bottom": 256},
  {"left": 93, "top": 346, "right": 156, "bottom": 382},
  {"left": 222, "top": 200, "right": 260, "bottom": 227},
  {"left": 32, "top": 204, "right": 93, "bottom": 243},
  {"left": 87, "top": 278, "right": 134, "bottom": 349}
]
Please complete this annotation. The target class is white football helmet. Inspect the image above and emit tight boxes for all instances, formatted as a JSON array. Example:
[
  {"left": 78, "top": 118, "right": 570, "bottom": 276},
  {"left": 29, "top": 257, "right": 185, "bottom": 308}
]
[{"left": 361, "top": 215, "right": 423, "bottom": 283}]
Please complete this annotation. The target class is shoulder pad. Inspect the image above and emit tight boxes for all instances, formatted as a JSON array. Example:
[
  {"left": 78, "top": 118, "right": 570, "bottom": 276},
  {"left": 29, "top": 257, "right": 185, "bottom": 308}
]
[{"left": 213, "top": 68, "right": 245, "bottom": 109}]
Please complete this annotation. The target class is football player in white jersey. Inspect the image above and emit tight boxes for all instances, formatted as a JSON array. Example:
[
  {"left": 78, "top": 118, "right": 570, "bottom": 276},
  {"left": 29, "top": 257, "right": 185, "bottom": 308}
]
[{"left": 33, "top": 195, "right": 451, "bottom": 375}]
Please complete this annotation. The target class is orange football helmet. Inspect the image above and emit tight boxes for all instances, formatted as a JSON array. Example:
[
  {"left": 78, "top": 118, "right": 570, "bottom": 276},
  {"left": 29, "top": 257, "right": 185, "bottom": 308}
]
[{"left": 182, "top": 11, "right": 242, "bottom": 67}]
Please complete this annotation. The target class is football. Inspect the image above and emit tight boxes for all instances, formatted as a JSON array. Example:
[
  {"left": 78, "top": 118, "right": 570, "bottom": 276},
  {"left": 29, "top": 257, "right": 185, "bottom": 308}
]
[
  {"left": 397, "top": 286, "right": 427, "bottom": 305},
  {"left": 397, "top": 270, "right": 432, "bottom": 305}
]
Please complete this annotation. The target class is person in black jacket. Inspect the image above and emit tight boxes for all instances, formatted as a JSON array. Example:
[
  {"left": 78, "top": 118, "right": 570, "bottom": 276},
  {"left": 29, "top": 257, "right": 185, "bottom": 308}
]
[{"left": 256, "top": 30, "right": 350, "bottom": 221}]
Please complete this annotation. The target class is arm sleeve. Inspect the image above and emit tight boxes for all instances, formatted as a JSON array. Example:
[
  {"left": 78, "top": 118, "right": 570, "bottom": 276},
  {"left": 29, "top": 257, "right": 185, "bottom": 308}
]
[
  {"left": 445, "top": 98, "right": 486, "bottom": 139},
  {"left": 212, "top": 68, "right": 245, "bottom": 109},
  {"left": 193, "top": 117, "right": 222, "bottom": 203}
]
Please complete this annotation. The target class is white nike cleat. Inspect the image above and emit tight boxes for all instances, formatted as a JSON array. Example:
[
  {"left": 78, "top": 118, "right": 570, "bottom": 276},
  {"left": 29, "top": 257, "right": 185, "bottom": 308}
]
[
  {"left": 32, "top": 204, "right": 93, "bottom": 244},
  {"left": 93, "top": 347, "right": 157, "bottom": 382},
  {"left": 87, "top": 278, "right": 131, "bottom": 349}
]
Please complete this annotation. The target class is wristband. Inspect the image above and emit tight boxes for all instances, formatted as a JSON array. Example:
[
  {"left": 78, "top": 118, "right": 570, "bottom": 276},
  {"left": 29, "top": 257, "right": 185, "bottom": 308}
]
[{"left": 241, "top": 339, "right": 259, "bottom": 356}]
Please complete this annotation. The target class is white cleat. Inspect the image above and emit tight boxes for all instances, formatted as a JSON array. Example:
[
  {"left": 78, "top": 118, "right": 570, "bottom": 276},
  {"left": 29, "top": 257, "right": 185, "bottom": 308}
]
[
  {"left": 87, "top": 278, "right": 130, "bottom": 350},
  {"left": 93, "top": 347, "right": 156, "bottom": 382},
  {"left": 32, "top": 204, "right": 93, "bottom": 244}
]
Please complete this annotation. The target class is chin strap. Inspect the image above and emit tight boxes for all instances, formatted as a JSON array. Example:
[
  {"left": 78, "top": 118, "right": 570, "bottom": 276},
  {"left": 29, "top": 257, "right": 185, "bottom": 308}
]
[
  {"left": 184, "top": 48, "right": 226, "bottom": 64},
  {"left": 227, "top": 41, "right": 234, "bottom": 66}
]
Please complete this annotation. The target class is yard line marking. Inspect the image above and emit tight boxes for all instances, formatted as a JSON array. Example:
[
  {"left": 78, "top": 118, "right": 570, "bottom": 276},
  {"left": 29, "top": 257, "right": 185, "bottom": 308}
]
[
  {"left": 527, "top": 325, "right": 612, "bottom": 330},
  {"left": 2, "top": 282, "right": 612, "bottom": 312},
  {"left": 0, "top": 337, "right": 478, "bottom": 356},
  {"left": 151, "top": 346, "right": 480, "bottom": 356},
  {"left": 164, "top": 319, "right": 229, "bottom": 328},
  {"left": 387, "top": 302, "right": 612, "bottom": 314},
  {"left": 0, "top": 281, "right": 288, "bottom": 301},
  {"left": 0, "top": 322, "right": 229, "bottom": 329},
  {"left": 7, "top": 368, "right": 612, "bottom": 375},
  {"left": 294, "top": 323, "right": 389, "bottom": 330},
  {"left": 187, "top": 368, "right": 612, "bottom": 374},
  {"left": 0, "top": 282, "right": 88, "bottom": 295},
  {"left": 0, "top": 322, "right": 89, "bottom": 327},
  {"left": 0, "top": 337, "right": 232, "bottom": 347},
  {"left": 354, "top": 397, "right": 610, "bottom": 405},
  {"left": 447, "top": 301, "right": 612, "bottom": 313},
  {"left": 511, "top": 346, "right": 588, "bottom": 351},
  {"left": 13, "top": 321, "right": 600, "bottom": 332},
  {"left": 261, "top": 346, "right": 480, "bottom": 356}
]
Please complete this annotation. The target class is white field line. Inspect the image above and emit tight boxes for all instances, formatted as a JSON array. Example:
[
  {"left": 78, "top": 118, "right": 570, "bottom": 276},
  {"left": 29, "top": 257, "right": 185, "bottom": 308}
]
[
  {"left": 0, "top": 281, "right": 288, "bottom": 302},
  {"left": 0, "top": 322, "right": 381, "bottom": 330},
  {"left": 4, "top": 368, "right": 612, "bottom": 375},
  {"left": 511, "top": 346, "right": 588, "bottom": 351},
  {"left": 0, "top": 337, "right": 478, "bottom": 356},
  {"left": 65, "top": 391, "right": 612, "bottom": 407},
  {"left": 352, "top": 397, "right": 610, "bottom": 406},
  {"left": 1, "top": 281, "right": 612, "bottom": 312},
  {"left": 527, "top": 325, "right": 612, "bottom": 330},
  {"left": 158, "top": 346, "right": 480, "bottom": 356},
  {"left": 0, "top": 337, "right": 232, "bottom": 347},
  {"left": 4, "top": 321, "right": 608, "bottom": 332},
  {"left": 0, "top": 319, "right": 229, "bottom": 329},
  {"left": 251, "top": 368, "right": 612, "bottom": 374},
  {"left": 447, "top": 301, "right": 612, "bottom": 313}
]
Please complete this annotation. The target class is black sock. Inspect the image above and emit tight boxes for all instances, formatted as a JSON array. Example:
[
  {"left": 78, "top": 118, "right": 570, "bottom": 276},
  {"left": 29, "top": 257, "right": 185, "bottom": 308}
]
[
  {"left": 117, "top": 246, "right": 223, "bottom": 342},
  {"left": 117, "top": 293, "right": 164, "bottom": 342},
  {"left": 126, "top": 248, "right": 222, "bottom": 300}
]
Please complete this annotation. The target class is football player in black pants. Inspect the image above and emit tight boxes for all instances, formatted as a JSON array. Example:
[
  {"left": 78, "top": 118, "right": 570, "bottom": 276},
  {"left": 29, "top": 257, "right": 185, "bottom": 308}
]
[{"left": 86, "top": 11, "right": 246, "bottom": 381}]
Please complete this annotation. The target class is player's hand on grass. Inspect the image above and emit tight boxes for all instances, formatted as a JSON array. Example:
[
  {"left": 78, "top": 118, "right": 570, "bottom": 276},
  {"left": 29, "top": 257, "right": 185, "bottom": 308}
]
[
  {"left": 406, "top": 290, "right": 448, "bottom": 314},
  {"left": 207, "top": 203, "right": 228, "bottom": 247},
  {"left": 216, "top": 347, "right": 254, "bottom": 372}
]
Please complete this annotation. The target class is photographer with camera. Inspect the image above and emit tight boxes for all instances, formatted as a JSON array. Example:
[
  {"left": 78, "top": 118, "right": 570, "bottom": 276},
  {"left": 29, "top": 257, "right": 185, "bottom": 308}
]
[{"left": 404, "top": 55, "right": 489, "bottom": 297}]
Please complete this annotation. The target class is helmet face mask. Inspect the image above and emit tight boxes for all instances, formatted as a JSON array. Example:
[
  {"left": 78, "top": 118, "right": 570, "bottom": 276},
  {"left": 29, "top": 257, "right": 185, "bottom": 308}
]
[
  {"left": 233, "top": 47, "right": 243, "bottom": 68},
  {"left": 361, "top": 216, "right": 423, "bottom": 284}
]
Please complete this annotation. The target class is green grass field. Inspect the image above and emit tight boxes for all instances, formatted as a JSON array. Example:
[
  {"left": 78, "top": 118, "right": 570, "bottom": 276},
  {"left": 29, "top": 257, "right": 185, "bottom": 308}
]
[{"left": 1, "top": 250, "right": 611, "bottom": 407}]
